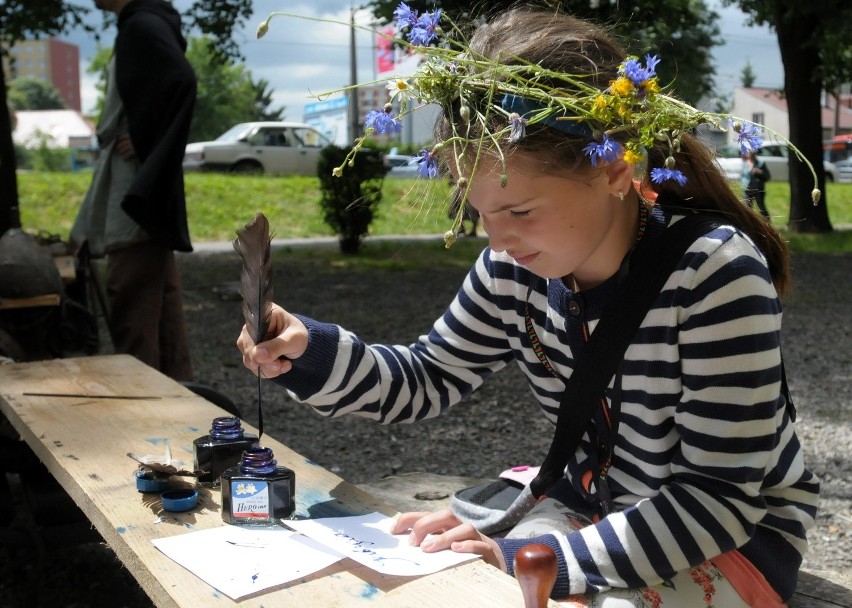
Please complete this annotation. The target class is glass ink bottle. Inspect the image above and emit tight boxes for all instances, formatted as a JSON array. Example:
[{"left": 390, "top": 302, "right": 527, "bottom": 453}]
[
  {"left": 221, "top": 446, "right": 296, "bottom": 525},
  {"left": 193, "top": 416, "right": 258, "bottom": 487}
]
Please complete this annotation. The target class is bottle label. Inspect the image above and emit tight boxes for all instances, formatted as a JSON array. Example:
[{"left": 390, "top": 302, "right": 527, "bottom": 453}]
[{"left": 229, "top": 479, "right": 271, "bottom": 520}]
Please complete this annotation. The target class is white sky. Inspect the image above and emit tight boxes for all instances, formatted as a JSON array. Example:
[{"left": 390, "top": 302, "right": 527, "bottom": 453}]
[{"left": 63, "top": 0, "right": 784, "bottom": 123}]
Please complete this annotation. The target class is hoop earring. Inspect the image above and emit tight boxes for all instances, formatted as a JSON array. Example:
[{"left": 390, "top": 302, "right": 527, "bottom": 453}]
[{"left": 618, "top": 190, "right": 625, "bottom": 201}]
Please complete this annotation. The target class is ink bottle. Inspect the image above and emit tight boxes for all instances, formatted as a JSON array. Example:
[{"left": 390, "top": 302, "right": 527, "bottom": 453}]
[
  {"left": 221, "top": 446, "right": 296, "bottom": 525},
  {"left": 193, "top": 416, "right": 258, "bottom": 487}
]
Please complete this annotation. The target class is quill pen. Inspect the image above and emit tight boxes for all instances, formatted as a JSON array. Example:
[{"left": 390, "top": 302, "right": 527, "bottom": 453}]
[{"left": 233, "top": 212, "right": 273, "bottom": 439}]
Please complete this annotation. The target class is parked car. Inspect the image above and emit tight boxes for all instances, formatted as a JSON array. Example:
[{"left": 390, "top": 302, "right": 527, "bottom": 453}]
[
  {"left": 385, "top": 154, "right": 421, "bottom": 177},
  {"left": 833, "top": 158, "right": 852, "bottom": 183},
  {"left": 183, "top": 122, "right": 332, "bottom": 176},
  {"left": 715, "top": 143, "right": 838, "bottom": 183}
]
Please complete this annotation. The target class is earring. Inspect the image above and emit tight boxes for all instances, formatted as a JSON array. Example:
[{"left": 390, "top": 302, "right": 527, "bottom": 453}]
[{"left": 618, "top": 190, "right": 625, "bottom": 201}]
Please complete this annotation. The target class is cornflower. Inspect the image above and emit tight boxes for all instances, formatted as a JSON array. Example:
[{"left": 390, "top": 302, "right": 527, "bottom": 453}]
[
  {"left": 409, "top": 10, "right": 441, "bottom": 46},
  {"left": 416, "top": 148, "right": 440, "bottom": 178},
  {"left": 583, "top": 134, "right": 623, "bottom": 166},
  {"left": 732, "top": 120, "right": 763, "bottom": 157},
  {"left": 364, "top": 106, "right": 401, "bottom": 135},
  {"left": 650, "top": 167, "right": 688, "bottom": 186},
  {"left": 508, "top": 113, "right": 526, "bottom": 143}
]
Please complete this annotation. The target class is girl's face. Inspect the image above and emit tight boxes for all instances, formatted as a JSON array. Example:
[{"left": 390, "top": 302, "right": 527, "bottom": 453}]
[{"left": 464, "top": 158, "right": 633, "bottom": 286}]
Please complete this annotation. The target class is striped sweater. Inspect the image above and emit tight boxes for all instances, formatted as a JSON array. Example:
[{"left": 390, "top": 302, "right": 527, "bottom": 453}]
[{"left": 273, "top": 206, "right": 820, "bottom": 600}]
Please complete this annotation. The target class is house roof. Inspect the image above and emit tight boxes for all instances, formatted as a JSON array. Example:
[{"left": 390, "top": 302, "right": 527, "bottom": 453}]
[
  {"left": 12, "top": 109, "right": 96, "bottom": 149},
  {"left": 740, "top": 87, "right": 852, "bottom": 132}
]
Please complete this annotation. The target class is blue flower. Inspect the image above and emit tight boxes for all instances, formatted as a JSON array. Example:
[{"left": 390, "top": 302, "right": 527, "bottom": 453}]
[
  {"left": 650, "top": 167, "right": 688, "bottom": 186},
  {"left": 621, "top": 54, "right": 659, "bottom": 87},
  {"left": 364, "top": 108, "right": 401, "bottom": 135},
  {"left": 408, "top": 9, "right": 441, "bottom": 46},
  {"left": 416, "top": 148, "right": 439, "bottom": 178},
  {"left": 732, "top": 120, "right": 763, "bottom": 157},
  {"left": 508, "top": 113, "right": 526, "bottom": 143},
  {"left": 582, "top": 134, "right": 623, "bottom": 167},
  {"left": 393, "top": 2, "right": 418, "bottom": 29}
]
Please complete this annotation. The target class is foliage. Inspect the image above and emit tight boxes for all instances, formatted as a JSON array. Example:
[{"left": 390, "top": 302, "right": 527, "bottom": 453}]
[
  {"left": 740, "top": 62, "right": 756, "bottom": 88},
  {"left": 7, "top": 77, "right": 66, "bottom": 110},
  {"left": 253, "top": 78, "right": 285, "bottom": 122},
  {"left": 317, "top": 146, "right": 389, "bottom": 253},
  {"left": 366, "top": 0, "right": 722, "bottom": 107},
  {"left": 84, "top": 45, "right": 112, "bottom": 124}
]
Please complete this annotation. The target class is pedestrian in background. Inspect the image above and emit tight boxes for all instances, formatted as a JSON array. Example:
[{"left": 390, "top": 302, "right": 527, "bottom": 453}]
[
  {"left": 71, "top": 0, "right": 197, "bottom": 380},
  {"left": 742, "top": 149, "right": 771, "bottom": 219}
]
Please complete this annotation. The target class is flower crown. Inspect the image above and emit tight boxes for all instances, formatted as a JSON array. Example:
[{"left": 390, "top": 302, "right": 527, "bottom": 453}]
[{"left": 258, "top": 3, "right": 820, "bottom": 242}]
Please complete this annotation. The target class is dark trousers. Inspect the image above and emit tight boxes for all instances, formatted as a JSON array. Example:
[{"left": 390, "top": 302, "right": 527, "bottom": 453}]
[
  {"left": 745, "top": 188, "right": 769, "bottom": 219},
  {"left": 106, "top": 240, "right": 193, "bottom": 381}
]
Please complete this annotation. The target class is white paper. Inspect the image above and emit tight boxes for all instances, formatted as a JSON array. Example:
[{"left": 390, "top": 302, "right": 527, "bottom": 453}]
[
  {"left": 285, "top": 512, "right": 479, "bottom": 576},
  {"left": 152, "top": 524, "right": 343, "bottom": 599}
]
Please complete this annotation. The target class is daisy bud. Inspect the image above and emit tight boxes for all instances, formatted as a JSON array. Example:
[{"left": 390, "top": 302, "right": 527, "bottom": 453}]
[
  {"left": 459, "top": 105, "right": 471, "bottom": 123},
  {"left": 332, "top": 167, "right": 343, "bottom": 177},
  {"left": 444, "top": 230, "right": 457, "bottom": 248},
  {"left": 811, "top": 189, "right": 821, "bottom": 205},
  {"left": 665, "top": 156, "right": 676, "bottom": 169},
  {"left": 456, "top": 177, "right": 468, "bottom": 189},
  {"left": 256, "top": 19, "right": 270, "bottom": 39}
]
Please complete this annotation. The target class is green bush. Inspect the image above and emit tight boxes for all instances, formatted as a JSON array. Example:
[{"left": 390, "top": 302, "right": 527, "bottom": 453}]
[{"left": 317, "top": 146, "right": 388, "bottom": 254}]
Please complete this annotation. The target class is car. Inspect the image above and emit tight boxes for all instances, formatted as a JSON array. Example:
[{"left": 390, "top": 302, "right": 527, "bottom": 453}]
[
  {"left": 833, "top": 158, "right": 852, "bottom": 183},
  {"left": 715, "top": 143, "right": 838, "bottom": 183},
  {"left": 183, "top": 122, "right": 332, "bottom": 176},
  {"left": 385, "top": 154, "right": 421, "bottom": 177}
]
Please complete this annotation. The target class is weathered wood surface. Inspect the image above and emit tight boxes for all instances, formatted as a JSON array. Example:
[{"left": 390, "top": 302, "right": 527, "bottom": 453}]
[
  {"left": 0, "top": 355, "right": 556, "bottom": 608},
  {"left": 362, "top": 473, "right": 852, "bottom": 607}
]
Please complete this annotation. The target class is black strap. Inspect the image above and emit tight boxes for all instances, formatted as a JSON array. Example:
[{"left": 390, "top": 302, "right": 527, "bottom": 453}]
[{"left": 530, "top": 213, "right": 726, "bottom": 498}]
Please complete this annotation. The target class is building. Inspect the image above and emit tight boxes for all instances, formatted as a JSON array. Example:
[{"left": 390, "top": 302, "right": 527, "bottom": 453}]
[
  {"left": 12, "top": 109, "right": 95, "bottom": 149},
  {"left": 730, "top": 87, "right": 852, "bottom": 143},
  {"left": 3, "top": 39, "right": 81, "bottom": 111}
]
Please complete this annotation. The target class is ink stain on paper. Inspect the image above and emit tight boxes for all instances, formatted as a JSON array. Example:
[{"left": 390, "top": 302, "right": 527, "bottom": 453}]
[{"left": 360, "top": 583, "right": 379, "bottom": 600}]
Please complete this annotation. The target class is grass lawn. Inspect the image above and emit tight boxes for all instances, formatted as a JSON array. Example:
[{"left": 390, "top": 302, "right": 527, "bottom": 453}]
[{"left": 16, "top": 171, "right": 852, "bottom": 255}]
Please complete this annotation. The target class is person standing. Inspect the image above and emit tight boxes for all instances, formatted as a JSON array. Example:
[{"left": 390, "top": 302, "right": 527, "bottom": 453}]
[
  {"left": 71, "top": 0, "right": 197, "bottom": 380},
  {"left": 742, "top": 150, "right": 771, "bottom": 219}
]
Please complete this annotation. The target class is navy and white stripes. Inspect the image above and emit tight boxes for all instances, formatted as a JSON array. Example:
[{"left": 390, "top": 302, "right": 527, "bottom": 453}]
[{"left": 274, "top": 206, "right": 819, "bottom": 600}]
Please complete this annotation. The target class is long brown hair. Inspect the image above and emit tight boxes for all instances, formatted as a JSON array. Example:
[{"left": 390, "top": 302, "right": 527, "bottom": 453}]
[{"left": 435, "top": 7, "right": 791, "bottom": 293}]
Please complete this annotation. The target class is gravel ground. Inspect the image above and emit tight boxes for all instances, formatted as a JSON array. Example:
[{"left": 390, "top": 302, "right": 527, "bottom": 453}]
[{"left": 1, "top": 240, "right": 849, "bottom": 606}]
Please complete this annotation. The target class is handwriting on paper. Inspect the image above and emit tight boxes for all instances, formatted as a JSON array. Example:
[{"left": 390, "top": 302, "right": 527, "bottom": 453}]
[{"left": 286, "top": 512, "right": 478, "bottom": 576}]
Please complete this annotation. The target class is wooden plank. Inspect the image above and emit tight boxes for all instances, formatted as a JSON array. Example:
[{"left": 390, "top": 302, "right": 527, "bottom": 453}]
[
  {"left": 0, "top": 293, "right": 61, "bottom": 309},
  {"left": 0, "top": 355, "right": 550, "bottom": 607}
]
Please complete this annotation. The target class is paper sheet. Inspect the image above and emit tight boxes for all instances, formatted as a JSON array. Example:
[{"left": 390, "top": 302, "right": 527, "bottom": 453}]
[
  {"left": 152, "top": 524, "right": 342, "bottom": 599},
  {"left": 285, "top": 512, "right": 479, "bottom": 576}
]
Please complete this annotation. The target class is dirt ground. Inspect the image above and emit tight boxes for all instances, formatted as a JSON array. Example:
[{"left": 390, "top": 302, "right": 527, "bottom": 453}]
[{"left": 1, "top": 241, "right": 849, "bottom": 606}]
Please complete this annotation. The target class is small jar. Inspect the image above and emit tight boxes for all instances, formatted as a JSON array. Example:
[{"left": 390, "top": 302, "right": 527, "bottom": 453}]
[
  {"left": 221, "top": 446, "right": 295, "bottom": 525},
  {"left": 193, "top": 416, "right": 258, "bottom": 487}
]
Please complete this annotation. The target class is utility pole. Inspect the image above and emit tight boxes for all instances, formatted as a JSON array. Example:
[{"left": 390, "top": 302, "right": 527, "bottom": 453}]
[{"left": 348, "top": 5, "right": 360, "bottom": 142}]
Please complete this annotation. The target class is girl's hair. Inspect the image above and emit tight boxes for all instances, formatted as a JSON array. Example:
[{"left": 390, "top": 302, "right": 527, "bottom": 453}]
[{"left": 435, "top": 7, "right": 791, "bottom": 294}]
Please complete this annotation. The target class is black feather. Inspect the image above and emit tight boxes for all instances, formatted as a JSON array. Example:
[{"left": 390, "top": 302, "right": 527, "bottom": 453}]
[
  {"left": 233, "top": 212, "right": 273, "bottom": 345},
  {"left": 233, "top": 212, "right": 273, "bottom": 438}
]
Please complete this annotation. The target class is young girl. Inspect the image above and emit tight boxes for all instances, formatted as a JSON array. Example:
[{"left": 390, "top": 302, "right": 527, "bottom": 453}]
[{"left": 240, "top": 7, "right": 819, "bottom": 606}]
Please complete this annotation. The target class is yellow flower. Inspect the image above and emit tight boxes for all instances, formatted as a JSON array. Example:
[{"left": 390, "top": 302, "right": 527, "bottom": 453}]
[
  {"left": 623, "top": 149, "right": 642, "bottom": 165},
  {"left": 610, "top": 77, "right": 635, "bottom": 97},
  {"left": 643, "top": 78, "right": 660, "bottom": 95}
]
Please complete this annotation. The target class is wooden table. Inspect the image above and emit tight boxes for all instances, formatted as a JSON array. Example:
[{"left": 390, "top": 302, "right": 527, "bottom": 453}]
[{"left": 0, "top": 355, "right": 553, "bottom": 607}]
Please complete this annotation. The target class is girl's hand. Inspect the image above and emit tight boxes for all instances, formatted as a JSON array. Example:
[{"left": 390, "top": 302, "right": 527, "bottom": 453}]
[
  {"left": 391, "top": 508, "right": 507, "bottom": 570},
  {"left": 236, "top": 303, "right": 309, "bottom": 378}
]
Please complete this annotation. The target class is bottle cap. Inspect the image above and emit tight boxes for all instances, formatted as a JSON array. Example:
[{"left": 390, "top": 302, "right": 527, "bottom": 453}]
[
  {"left": 161, "top": 488, "right": 198, "bottom": 512},
  {"left": 136, "top": 470, "right": 170, "bottom": 493}
]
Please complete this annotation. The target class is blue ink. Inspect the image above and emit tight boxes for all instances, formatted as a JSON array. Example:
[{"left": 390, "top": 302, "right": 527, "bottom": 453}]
[
  {"left": 252, "top": 572, "right": 259, "bottom": 583},
  {"left": 334, "top": 530, "right": 420, "bottom": 567},
  {"left": 145, "top": 437, "right": 168, "bottom": 446},
  {"left": 116, "top": 526, "right": 127, "bottom": 534},
  {"left": 360, "top": 583, "right": 379, "bottom": 600}
]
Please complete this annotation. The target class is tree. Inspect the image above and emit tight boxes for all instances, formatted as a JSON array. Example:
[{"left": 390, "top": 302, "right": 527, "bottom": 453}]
[
  {"left": 367, "top": 0, "right": 722, "bottom": 107},
  {"left": 0, "top": 0, "right": 254, "bottom": 237},
  {"left": 726, "top": 0, "right": 852, "bottom": 232},
  {"left": 740, "top": 61, "right": 756, "bottom": 88},
  {"left": 184, "top": 38, "right": 284, "bottom": 142},
  {"left": 254, "top": 78, "right": 285, "bottom": 122},
  {"left": 7, "top": 77, "right": 67, "bottom": 110}
]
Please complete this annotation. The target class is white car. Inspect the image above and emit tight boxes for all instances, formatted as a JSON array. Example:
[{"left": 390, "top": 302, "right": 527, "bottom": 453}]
[
  {"left": 183, "top": 122, "right": 332, "bottom": 176},
  {"left": 715, "top": 143, "right": 838, "bottom": 183},
  {"left": 385, "top": 154, "right": 421, "bottom": 177}
]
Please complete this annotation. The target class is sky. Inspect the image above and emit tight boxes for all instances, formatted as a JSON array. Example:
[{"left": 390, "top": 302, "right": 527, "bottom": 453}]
[{"left": 63, "top": 0, "right": 784, "bottom": 124}]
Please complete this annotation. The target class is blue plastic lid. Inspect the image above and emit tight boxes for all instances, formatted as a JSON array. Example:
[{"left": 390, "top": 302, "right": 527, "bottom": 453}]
[
  {"left": 161, "top": 488, "right": 198, "bottom": 512},
  {"left": 136, "top": 470, "right": 170, "bottom": 493}
]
